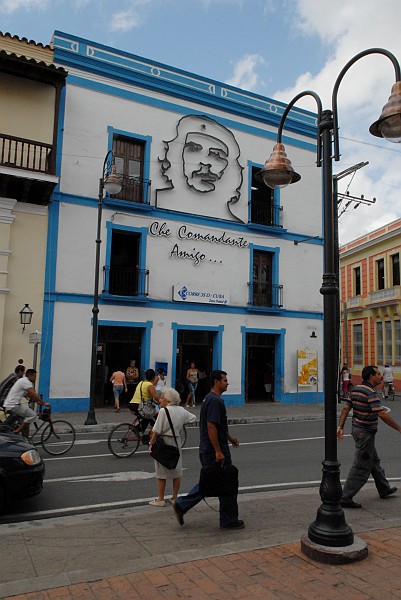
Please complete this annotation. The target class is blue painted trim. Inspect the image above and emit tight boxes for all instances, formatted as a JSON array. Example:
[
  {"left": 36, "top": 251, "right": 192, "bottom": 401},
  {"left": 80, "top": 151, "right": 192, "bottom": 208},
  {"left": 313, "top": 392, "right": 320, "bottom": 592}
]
[
  {"left": 53, "top": 191, "right": 324, "bottom": 246},
  {"left": 60, "top": 74, "right": 316, "bottom": 154},
  {"left": 47, "top": 291, "right": 323, "bottom": 320},
  {"left": 39, "top": 200, "right": 60, "bottom": 401},
  {"left": 248, "top": 243, "right": 280, "bottom": 305},
  {"left": 53, "top": 32, "right": 317, "bottom": 141},
  {"left": 51, "top": 398, "right": 90, "bottom": 413},
  {"left": 104, "top": 222, "right": 148, "bottom": 294},
  {"left": 280, "top": 392, "right": 324, "bottom": 405},
  {"left": 241, "top": 326, "right": 286, "bottom": 403},
  {"left": 170, "top": 322, "right": 224, "bottom": 388}
]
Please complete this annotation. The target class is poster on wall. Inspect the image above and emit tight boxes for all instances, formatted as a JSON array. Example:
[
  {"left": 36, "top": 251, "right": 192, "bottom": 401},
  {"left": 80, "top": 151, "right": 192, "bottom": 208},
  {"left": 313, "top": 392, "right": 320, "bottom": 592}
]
[{"left": 297, "top": 349, "right": 318, "bottom": 386}]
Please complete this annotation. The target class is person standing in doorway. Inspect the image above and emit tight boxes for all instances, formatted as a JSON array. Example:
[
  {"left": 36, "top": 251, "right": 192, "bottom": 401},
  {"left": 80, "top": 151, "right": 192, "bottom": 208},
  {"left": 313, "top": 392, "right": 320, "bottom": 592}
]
[
  {"left": 185, "top": 362, "right": 199, "bottom": 407},
  {"left": 173, "top": 370, "right": 244, "bottom": 529},
  {"left": 337, "top": 365, "right": 401, "bottom": 509},
  {"left": 110, "top": 368, "right": 127, "bottom": 413},
  {"left": 125, "top": 359, "right": 139, "bottom": 400}
]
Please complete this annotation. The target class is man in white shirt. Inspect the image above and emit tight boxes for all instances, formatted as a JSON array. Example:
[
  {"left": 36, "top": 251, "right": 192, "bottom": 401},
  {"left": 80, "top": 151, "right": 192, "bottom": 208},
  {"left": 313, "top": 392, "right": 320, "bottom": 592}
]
[
  {"left": 382, "top": 364, "right": 394, "bottom": 399},
  {"left": 4, "top": 369, "right": 50, "bottom": 436}
]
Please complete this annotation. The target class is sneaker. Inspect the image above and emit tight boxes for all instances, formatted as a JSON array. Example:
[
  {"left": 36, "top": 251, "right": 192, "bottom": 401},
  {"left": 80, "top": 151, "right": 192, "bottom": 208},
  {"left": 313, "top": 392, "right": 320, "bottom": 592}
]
[
  {"left": 172, "top": 500, "right": 184, "bottom": 525},
  {"left": 220, "top": 520, "right": 245, "bottom": 529},
  {"left": 380, "top": 487, "right": 397, "bottom": 499},
  {"left": 149, "top": 499, "right": 165, "bottom": 507},
  {"left": 340, "top": 498, "right": 362, "bottom": 509}
]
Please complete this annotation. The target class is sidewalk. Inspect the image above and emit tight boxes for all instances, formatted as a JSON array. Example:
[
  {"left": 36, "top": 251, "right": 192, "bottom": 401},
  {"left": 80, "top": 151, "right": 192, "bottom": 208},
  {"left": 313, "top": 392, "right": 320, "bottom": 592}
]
[
  {"left": 2, "top": 400, "right": 401, "bottom": 599},
  {"left": 1, "top": 486, "right": 401, "bottom": 599},
  {"left": 57, "top": 400, "right": 332, "bottom": 432}
]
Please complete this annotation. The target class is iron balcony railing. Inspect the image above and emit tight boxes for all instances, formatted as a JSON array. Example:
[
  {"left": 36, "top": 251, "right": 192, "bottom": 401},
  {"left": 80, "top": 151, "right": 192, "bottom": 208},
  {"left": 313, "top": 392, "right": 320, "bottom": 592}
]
[
  {"left": 103, "top": 266, "right": 149, "bottom": 297},
  {"left": 110, "top": 175, "right": 151, "bottom": 204},
  {"left": 0, "top": 133, "right": 54, "bottom": 174},
  {"left": 250, "top": 200, "right": 283, "bottom": 228},
  {"left": 247, "top": 282, "right": 283, "bottom": 308}
]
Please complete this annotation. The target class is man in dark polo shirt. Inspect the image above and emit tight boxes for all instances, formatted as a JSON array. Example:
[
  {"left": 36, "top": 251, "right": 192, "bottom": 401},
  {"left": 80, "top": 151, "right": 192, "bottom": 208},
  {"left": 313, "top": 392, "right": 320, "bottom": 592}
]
[
  {"left": 337, "top": 365, "right": 401, "bottom": 508},
  {"left": 173, "top": 370, "right": 244, "bottom": 529}
]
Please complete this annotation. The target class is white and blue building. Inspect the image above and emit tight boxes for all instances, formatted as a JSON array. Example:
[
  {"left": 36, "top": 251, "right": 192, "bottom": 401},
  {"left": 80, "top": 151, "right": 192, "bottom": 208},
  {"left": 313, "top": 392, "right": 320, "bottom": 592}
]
[{"left": 40, "top": 31, "right": 324, "bottom": 411}]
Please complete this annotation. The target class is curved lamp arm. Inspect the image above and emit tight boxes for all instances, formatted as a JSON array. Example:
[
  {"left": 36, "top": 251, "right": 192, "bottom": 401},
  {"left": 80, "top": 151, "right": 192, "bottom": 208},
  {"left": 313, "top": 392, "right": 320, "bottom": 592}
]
[
  {"left": 277, "top": 90, "right": 323, "bottom": 165},
  {"left": 332, "top": 47, "right": 401, "bottom": 160}
]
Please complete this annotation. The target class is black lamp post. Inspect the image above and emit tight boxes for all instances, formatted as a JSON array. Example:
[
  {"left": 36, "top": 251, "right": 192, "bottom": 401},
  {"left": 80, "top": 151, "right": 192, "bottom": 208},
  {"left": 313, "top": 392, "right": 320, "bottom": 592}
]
[
  {"left": 85, "top": 150, "right": 122, "bottom": 426},
  {"left": 256, "top": 48, "right": 401, "bottom": 549}
]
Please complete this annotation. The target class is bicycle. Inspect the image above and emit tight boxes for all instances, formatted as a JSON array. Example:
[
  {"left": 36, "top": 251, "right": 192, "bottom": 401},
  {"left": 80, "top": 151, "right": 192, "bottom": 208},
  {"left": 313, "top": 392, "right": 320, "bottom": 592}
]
[
  {"left": 382, "top": 382, "right": 395, "bottom": 401},
  {"left": 108, "top": 413, "right": 188, "bottom": 458},
  {"left": 0, "top": 404, "right": 76, "bottom": 456}
]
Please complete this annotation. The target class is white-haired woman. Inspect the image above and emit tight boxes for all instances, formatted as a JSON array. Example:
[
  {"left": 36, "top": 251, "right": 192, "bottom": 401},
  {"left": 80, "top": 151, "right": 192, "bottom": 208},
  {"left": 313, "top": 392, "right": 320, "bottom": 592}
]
[{"left": 148, "top": 387, "right": 196, "bottom": 507}]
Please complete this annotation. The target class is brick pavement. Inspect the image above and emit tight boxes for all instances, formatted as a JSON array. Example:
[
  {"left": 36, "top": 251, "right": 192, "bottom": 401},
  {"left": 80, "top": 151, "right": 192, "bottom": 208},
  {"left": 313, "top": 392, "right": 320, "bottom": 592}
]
[{"left": 6, "top": 526, "right": 401, "bottom": 600}]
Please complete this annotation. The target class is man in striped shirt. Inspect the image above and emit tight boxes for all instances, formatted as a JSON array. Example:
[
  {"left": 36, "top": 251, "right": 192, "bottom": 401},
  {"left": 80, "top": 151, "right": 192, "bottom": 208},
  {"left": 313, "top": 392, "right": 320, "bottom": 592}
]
[{"left": 337, "top": 365, "right": 401, "bottom": 509}]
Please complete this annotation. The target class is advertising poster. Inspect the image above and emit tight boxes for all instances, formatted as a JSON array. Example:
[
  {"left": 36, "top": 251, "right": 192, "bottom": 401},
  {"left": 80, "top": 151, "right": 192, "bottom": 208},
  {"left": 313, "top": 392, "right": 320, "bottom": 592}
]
[{"left": 297, "top": 349, "right": 318, "bottom": 386}]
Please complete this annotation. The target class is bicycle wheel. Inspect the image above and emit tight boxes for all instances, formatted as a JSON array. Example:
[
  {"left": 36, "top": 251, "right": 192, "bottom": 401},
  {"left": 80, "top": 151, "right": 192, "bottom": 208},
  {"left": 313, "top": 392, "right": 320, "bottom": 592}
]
[
  {"left": 41, "top": 420, "right": 76, "bottom": 455},
  {"left": 108, "top": 423, "right": 140, "bottom": 457},
  {"left": 389, "top": 387, "right": 395, "bottom": 401}
]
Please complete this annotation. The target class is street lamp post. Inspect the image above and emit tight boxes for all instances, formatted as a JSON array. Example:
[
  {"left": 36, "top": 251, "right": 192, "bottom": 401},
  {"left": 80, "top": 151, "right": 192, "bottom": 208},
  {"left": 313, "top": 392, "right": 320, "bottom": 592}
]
[
  {"left": 256, "top": 48, "right": 401, "bottom": 552},
  {"left": 85, "top": 151, "right": 122, "bottom": 426}
]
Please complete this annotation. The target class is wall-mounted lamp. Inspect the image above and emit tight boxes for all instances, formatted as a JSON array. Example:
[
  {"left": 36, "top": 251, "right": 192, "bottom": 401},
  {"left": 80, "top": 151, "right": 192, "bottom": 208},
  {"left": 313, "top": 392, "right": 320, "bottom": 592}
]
[
  {"left": 310, "top": 331, "right": 317, "bottom": 339},
  {"left": 19, "top": 303, "right": 33, "bottom": 332}
]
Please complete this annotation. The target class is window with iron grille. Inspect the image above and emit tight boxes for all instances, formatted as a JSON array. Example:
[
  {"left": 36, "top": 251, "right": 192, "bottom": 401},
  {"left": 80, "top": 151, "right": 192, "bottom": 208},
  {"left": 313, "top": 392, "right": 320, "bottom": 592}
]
[
  {"left": 112, "top": 135, "right": 146, "bottom": 203},
  {"left": 250, "top": 166, "right": 282, "bottom": 227},
  {"left": 377, "top": 322, "right": 383, "bottom": 365},
  {"left": 395, "top": 320, "right": 401, "bottom": 365},
  {"left": 249, "top": 248, "right": 282, "bottom": 308},
  {"left": 377, "top": 258, "right": 385, "bottom": 290},
  {"left": 353, "top": 324, "right": 363, "bottom": 364},
  {"left": 385, "top": 321, "right": 392, "bottom": 364},
  {"left": 392, "top": 253, "right": 400, "bottom": 286},
  {"left": 104, "top": 227, "right": 148, "bottom": 297}
]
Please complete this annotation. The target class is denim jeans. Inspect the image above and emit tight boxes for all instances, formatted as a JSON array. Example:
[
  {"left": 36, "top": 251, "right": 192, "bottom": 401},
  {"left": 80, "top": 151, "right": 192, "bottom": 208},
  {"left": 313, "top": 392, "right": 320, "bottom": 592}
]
[
  {"left": 175, "top": 452, "right": 239, "bottom": 526},
  {"left": 342, "top": 426, "right": 391, "bottom": 500}
]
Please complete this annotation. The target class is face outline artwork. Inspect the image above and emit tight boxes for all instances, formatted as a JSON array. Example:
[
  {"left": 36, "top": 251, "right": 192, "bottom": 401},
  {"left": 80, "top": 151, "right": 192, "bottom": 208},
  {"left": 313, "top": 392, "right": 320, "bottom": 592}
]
[
  {"left": 158, "top": 114, "right": 244, "bottom": 223},
  {"left": 182, "top": 132, "right": 229, "bottom": 193}
]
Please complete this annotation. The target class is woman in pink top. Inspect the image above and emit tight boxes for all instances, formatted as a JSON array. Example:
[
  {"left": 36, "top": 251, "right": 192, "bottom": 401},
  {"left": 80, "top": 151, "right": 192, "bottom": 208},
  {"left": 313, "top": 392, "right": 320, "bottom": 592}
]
[{"left": 110, "top": 368, "right": 127, "bottom": 412}]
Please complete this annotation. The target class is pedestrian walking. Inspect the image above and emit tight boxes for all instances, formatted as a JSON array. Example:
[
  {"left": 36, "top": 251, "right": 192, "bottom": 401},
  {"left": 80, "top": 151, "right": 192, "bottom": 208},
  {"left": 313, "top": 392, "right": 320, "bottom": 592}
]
[
  {"left": 173, "top": 369, "right": 245, "bottom": 529},
  {"left": 337, "top": 364, "right": 401, "bottom": 509},
  {"left": 185, "top": 361, "right": 199, "bottom": 407},
  {"left": 148, "top": 387, "right": 196, "bottom": 507},
  {"left": 125, "top": 359, "right": 139, "bottom": 400},
  {"left": 110, "top": 368, "right": 127, "bottom": 412},
  {"left": 382, "top": 364, "right": 394, "bottom": 399}
]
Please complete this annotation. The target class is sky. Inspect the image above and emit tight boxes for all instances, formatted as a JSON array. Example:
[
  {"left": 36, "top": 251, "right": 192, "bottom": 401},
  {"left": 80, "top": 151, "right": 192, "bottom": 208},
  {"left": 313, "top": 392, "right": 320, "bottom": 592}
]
[{"left": 1, "top": 0, "right": 401, "bottom": 244}]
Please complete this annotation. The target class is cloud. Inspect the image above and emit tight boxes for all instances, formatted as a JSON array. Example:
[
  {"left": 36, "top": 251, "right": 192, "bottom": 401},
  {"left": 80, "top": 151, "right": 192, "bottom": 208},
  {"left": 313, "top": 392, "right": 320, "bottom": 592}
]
[
  {"left": 110, "top": 0, "right": 152, "bottom": 32},
  {"left": 271, "top": 0, "right": 401, "bottom": 244},
  {"left": 0, "top": 0, "right": 48, "bottom": 13},
  {"left": 226, "top": 54, "right": 265, "bottom": 92}
]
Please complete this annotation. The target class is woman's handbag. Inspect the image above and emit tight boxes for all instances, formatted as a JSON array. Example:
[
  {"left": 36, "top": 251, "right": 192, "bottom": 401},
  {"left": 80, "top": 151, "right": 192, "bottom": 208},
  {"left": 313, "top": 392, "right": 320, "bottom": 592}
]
[
  {"left": 138, "top": 383, "right": 157, "bottom": 419},
  {"left": 199, "top": 462, "right": 239, "bottom": 497},
  {"left": 150, "top": 407, "right": 180, "bottom": 469}
]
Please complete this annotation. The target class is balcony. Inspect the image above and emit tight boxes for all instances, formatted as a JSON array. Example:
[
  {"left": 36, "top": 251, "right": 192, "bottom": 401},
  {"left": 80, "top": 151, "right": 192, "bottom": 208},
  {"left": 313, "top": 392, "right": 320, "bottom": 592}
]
[
  {"left": 0, "top": 132, "right": 58, "bottom": 204},
  {"left": 247, "top": 281, "right": 283, "bottom": 311},
  {"left": 367, "top": 287, "right": 401, "bottom": 306},
  {"left": 102, "top": 266, "right": 149, "bottom": 298},
  {"left": 110, "top": 176, "right": 151, "bottom": 205},
  {"left": 249, "top": 200, "right": 283, "bottom": 229}
]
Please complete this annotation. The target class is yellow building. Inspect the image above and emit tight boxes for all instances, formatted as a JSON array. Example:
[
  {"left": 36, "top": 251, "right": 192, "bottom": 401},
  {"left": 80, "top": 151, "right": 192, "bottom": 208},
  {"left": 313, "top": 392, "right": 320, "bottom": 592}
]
[
  {"left": 0, "top": 32, "right": 66, "bottom": 379},
  {"left": 340, "top": 218, "right": 401, "bottom": 389}
]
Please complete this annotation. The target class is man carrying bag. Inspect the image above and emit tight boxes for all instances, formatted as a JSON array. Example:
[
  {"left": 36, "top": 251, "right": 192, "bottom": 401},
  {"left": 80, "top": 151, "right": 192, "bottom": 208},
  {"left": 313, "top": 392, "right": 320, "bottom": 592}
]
[{"left": 172, "top": 370, "right": 244, "bottom": 529}]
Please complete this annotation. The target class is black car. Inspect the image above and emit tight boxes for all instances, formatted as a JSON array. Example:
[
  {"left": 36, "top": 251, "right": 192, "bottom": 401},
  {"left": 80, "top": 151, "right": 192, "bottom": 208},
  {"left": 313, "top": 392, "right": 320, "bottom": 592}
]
[{"left": 0, "top": 432, "right": 45, "bottom": 512}]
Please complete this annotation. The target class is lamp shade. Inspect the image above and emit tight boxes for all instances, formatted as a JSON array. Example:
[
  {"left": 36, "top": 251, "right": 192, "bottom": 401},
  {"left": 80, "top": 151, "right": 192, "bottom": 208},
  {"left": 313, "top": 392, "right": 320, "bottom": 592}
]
[
  {"left": 369, "top": 81, "right": 401, "bottom": 142},
  {"left": 19, "top": 303, "right": 33, "bottom": 326},
  {"left": 103, "top": 165, "right": 123, "bottom": 195},
  {"left": 255, "top": 143, "right": 301, "bottom": 189}
]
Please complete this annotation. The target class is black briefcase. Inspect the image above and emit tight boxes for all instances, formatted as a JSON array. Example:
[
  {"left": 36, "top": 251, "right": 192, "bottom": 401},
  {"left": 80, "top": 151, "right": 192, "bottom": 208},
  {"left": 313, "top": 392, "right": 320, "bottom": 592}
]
[{"left": 199, "top": 462, "right": 239, "bottom": 497}]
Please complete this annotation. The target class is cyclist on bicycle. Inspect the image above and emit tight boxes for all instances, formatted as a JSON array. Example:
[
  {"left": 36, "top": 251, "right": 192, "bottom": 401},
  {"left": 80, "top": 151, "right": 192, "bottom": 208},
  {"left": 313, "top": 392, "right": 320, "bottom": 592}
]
[
  {"left": 129, "top": 368, "right": 160, "bottom": 433},
  {"left": 382, "top": 364, "right": 394, "bottom": 399},
  {"left": 3, "top": 369, "right": 50, "bottom": 437}
]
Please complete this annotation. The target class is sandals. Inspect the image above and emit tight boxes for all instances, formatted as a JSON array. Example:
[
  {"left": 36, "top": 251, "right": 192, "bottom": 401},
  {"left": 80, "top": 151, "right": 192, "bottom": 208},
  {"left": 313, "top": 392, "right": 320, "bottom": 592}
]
[{"left": 149, "top": 499, "right": 165, "bottom": 507}]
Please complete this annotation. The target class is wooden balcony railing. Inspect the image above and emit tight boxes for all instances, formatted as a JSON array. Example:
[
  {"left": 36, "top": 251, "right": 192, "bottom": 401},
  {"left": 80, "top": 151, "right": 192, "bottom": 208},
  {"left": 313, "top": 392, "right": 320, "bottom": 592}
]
[{"left": 0, "top": 133, "right": 54, "bottom": 175}]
